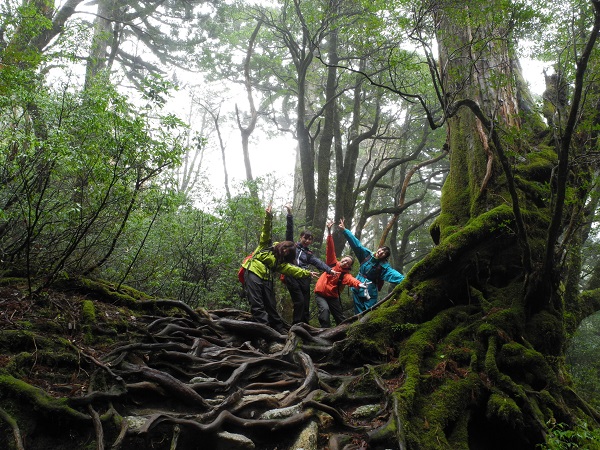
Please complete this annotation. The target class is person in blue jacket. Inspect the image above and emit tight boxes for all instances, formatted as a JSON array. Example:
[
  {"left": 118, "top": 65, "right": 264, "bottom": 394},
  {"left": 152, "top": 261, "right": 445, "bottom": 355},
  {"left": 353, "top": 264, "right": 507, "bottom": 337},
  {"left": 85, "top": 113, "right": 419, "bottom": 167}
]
[{"left": 338, "top": 218, "right": 405, "bottom": 314}]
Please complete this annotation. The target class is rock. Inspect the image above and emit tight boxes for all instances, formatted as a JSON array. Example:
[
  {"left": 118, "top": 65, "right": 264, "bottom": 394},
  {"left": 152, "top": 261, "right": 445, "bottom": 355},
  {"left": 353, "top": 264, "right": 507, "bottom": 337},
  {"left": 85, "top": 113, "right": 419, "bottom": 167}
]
[
  {"left": 259, "top": 404, "right": 302, "bottom": 419},
  {"left": 288, "top": 419, "right": 319, "bottom": 450},
  {"left": 351, "top": 404, "right": 380, "bottom": 419},
  {"left": 215, "top": 431, "right": 255, "bottom": 450},
  {"left": 124, "top": 415, "right": 147, "bottom": 431},
  {"left": 189, "top": 376, "right": 218, "bottom": 383}
]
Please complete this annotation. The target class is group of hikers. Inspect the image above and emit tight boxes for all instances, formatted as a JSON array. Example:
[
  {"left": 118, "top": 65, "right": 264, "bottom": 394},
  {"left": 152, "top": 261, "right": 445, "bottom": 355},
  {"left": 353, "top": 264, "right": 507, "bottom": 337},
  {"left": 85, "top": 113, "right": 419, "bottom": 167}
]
[{"left": 240, "top": 205, "right": 405, "bottom": 334}]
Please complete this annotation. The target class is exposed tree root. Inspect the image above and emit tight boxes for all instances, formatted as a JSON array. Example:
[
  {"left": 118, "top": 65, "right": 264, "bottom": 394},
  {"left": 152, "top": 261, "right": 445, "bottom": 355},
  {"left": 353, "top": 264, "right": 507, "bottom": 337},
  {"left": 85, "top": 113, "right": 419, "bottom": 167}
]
[
  {"left": 3, "top": 276, "right": 597, "bottom": 449},
  {"left": 0, "top": 295, "right": 386, "bottom": 449},
  {"left": 0, "top": 407, "right": 25, "bottom": 450}
]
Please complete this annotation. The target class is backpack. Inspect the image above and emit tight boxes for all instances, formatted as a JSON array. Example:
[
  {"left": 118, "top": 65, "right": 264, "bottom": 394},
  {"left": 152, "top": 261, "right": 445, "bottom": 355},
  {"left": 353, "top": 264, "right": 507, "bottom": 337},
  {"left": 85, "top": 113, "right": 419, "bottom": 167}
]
[
  {"left": 362, "top": 257, "right": 385, "bottom": 291},
  {"left": 237, "top": 246, "right": 274, "bottom": 284},
  {"left": 237, "top": 253, "right": 254, "bottom": 284}
]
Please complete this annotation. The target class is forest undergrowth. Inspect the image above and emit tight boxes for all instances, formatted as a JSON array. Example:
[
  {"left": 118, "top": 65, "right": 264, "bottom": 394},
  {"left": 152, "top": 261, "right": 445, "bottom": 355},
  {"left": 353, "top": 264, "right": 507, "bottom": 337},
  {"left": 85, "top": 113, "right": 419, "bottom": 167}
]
[{"left": 0, "top": 278, "right": 396, "bottom": 450}]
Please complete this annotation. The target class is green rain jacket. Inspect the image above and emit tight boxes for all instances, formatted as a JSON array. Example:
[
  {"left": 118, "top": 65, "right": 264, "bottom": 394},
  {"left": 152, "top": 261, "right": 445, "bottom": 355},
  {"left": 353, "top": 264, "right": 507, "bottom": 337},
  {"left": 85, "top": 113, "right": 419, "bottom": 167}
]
[{"left": 242, "top": 211, "right": 311, "bottom": 281}]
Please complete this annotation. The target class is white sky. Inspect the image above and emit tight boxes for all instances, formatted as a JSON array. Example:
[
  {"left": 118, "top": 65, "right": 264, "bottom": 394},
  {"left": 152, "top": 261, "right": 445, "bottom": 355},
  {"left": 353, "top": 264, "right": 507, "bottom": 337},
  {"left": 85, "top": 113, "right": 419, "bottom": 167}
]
[{"left": 169, "top": 55, "right": 549, "bottom": 201}]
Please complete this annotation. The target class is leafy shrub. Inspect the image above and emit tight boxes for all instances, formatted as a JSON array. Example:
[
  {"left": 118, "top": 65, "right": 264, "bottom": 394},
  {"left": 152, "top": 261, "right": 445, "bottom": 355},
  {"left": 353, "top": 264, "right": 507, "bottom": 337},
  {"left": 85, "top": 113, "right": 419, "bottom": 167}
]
[{"left": 537, "top": 421, "right": 600, "bottom": 449}]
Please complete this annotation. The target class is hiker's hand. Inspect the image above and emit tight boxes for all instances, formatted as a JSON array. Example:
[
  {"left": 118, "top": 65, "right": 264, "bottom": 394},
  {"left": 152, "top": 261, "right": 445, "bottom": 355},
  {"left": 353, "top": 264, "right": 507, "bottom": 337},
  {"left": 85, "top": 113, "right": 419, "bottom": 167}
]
[
  {"left": 338, "top": 218, "right": 345, "bottom": 230},
  {"left": 284, "top": 203, "right": 292, "bottom": 214},
  {"left": 326, "top": 219, "right": 334, "bottom": 233},
  {"left": 330, "top": 269, "right": 339, "bottom": 276},
  {"left": 310, "top": 271, "right": 319, "bottom": 278},
  {"left": 358, "top": 283, "right": 367, "bottom": 289},
  {"left": 266, "top": 205, "right": 272, "bottom": 215}
]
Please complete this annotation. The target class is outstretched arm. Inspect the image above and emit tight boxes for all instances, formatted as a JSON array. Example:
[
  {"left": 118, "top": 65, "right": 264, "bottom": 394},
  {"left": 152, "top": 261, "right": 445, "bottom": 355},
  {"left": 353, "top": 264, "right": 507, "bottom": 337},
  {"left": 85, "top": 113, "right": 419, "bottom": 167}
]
[
  {"left": 278, "top": 263, "right": 312, "bottom": 278},
  {"left": 342, "top": 272, "right": 367, "bottom": 289},
  {"left": 382, "top": 265, "right": 405, "bottom": 284}
]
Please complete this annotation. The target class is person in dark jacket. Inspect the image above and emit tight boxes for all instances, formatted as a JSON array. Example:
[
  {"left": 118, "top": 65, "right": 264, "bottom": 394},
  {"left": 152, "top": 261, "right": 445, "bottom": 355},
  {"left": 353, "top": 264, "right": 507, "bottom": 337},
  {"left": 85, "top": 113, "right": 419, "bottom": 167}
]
[
  {"left": 242, "top": 206, "right": 313, "bottom": 334},
  {"left": 338, "top": 218, "right": 405, "bottom": 314},
  {"left": 314, "top": 220, "right": 366, "bottom": 327},
  {"left": 284, "top": 204, "right": 336, "bottom": 324}
]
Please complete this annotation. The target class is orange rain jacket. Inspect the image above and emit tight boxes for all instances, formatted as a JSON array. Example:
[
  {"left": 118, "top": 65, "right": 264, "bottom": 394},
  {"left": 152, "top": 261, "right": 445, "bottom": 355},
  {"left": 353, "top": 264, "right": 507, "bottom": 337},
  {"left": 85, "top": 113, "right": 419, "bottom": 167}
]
[{"left": 314, "top": 234, "right": 362, "bottom": 298}]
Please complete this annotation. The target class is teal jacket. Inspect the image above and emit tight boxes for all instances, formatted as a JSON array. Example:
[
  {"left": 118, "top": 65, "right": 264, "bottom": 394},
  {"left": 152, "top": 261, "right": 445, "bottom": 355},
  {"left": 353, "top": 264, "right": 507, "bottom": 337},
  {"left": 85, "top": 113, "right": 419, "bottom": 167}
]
[
  {"left": 242, "top": 211, "right": 311, "bottom": 281},
  {"left": 343, "top": 228, "right": 404, "bottom": 299}
]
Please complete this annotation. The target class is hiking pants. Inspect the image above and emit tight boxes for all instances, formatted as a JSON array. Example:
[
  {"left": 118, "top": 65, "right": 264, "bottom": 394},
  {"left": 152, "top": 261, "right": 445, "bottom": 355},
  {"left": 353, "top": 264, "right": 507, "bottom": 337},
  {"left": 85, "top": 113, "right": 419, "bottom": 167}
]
[
  {"left": 285, "top": 275, "right": 311, "bottom": 324},
  {"left": 315, "top": 294, "right": 346, "bottom": 328},
  {"left": 245, "top": 271, "right": 286, "bottom": 332}
]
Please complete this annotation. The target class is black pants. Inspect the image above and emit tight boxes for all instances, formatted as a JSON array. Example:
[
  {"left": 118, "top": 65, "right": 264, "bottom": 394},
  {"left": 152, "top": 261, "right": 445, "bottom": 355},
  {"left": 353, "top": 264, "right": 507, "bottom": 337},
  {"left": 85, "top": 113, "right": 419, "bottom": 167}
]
[
  {"left": 315, "top": 294, "right": 345, "bottom": 328},
  {"left": 245, "top": 271, "right": 286, "bottom": 332},
  {"left": 285, "top": 275, "right": 311, "bottom": 324}
]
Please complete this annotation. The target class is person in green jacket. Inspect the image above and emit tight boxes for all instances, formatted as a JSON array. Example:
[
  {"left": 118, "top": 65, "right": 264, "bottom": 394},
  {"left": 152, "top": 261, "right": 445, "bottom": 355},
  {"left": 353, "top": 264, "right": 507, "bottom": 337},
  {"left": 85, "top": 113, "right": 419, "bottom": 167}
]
[{"left": 242, "top": 206, "right": 315, "bottom": 334}]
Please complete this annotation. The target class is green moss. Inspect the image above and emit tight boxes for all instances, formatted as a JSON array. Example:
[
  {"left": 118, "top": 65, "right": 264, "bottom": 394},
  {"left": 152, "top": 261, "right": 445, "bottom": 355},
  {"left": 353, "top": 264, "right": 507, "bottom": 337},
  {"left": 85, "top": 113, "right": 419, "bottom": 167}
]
[
  {"left": 577, "top": 289, "right": 600, "bottom": 318},
  {"left": 0, "top": 277, "right": 27, "bottom": 286},
  {"left": 64, "top": 277, "right": 147, "bottom": 309},
  {"left": 409, "top": 204, "right": 517, "bottom": 282},
  {"left": 5, "top": 352, "right": 34, "bottom": 376},
  {"left": 82, "top": 325, "right": 95, "bottom": 345},
  {"left": 115, "top": 283, "right": 149, "bottom": 300},
  {"left": 391, "top": 322, "right": 419, "bottom": 336},
  {"left": 343, "top": 290, "right": 423, "bottom": 360},
  {"left": 514, "top": 175, "right": 548, "bottom": 206},
  {"left": 6, "top": 351, "right": 80, "bottom": 376},
  {"left": 513, "top": 147, "right": 557, "bottom": 182},
  {"left": 0, "top": 330, "right": 72, "bottom": 353},
  {"left": 368, "top": 415, "right": 398, "bottom": 447},
  {"left": 15, "top": 320, "right": 34, "bottom": 330},
  {"left": 0, "top": 369, "right": 89, "bottom": 422},
  {"left": 484, "top": 336, "right": 524, "bottom": 397},
  {"left": 480, "top": 306, "right": 525, "bottom": 338},
  {"left": 446, "top": 409, "right": 470, "bottom": 450},
  {"left": 82, "top": 300, "right": 96, "bottom": 324},
  {"left": 407, "top": 374, "right": 480, "bottom": 449},
  {"left": 498, "top": 341, "right": 557, "bottom": 389},
  {"left": 486, "top": 392, "right": 523, "bottom": 426},
  {"left": 391, "top": 307, "right": 473, "bottom": 429},
  {"left": 525, "top": 310, "right": 565, "bottom": 357},
  {"left": 427, "top": 375, "right": 480, "bottom": 426}
]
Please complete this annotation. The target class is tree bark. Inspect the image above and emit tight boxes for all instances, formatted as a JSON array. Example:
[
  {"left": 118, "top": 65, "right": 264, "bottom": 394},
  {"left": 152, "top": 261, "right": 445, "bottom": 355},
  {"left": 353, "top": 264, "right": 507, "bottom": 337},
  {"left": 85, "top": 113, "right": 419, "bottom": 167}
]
[{"left": 312, "top": 16, "right": 339, "bottom": 244}]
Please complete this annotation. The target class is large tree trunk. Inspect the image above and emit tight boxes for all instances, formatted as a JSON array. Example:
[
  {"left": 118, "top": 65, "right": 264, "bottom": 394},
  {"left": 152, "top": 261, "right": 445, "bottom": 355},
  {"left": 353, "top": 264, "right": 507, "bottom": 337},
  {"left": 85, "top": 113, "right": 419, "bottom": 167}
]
[{"left": 337, "top": 1, "right": 600, "bottom": 449}]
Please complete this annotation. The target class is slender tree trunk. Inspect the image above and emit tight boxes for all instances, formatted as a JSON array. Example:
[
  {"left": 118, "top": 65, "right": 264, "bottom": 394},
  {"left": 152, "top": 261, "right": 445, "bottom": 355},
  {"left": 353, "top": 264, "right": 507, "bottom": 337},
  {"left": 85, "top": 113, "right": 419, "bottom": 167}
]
[
  {"left": 236, "top": 21, "right": 262, "bottom": 200},
  {"left": 333, "top": 58, "right": 373, "bottom": 250},
  {"left": 296, "top": 66, "right": 316, "bottom": 226},
  {"left": 313, "top": 23, "right": 339, "bottom": 244},
  {"left": 85, "top": 0, "right": 118, "bottom": 87}
]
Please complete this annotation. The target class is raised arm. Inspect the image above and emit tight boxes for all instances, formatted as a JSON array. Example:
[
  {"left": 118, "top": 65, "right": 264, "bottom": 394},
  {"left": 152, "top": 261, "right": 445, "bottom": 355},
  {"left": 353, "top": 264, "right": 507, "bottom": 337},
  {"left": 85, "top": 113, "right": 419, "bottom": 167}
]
[
  {"left": 258, "top": 206, "right": 273, "bottom": 249},
  {"left": 285, "top": 203, "right": 294, "bottom": 242},
  {"left": 325, "top": 220, "right": 337, "bottom": 265},
  {"left": 340, "top": 225, "right": 370, "bottom": 262}
]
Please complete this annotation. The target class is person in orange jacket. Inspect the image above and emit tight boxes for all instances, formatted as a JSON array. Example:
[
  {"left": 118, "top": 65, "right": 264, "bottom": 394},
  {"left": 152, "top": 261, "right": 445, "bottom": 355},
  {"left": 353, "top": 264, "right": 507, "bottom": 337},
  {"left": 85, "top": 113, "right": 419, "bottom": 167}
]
[{"left": 314, "top": 220, "right": 367, "bottom": 327}]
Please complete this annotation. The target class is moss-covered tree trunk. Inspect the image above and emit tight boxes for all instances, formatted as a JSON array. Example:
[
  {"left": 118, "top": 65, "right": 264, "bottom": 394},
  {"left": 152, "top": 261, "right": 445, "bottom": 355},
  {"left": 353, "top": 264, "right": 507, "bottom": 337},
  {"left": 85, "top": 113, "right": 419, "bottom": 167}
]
[{"left": 339, "top": 1, "right": 600, "bottom": 449}]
